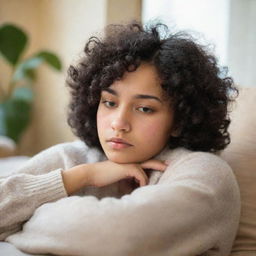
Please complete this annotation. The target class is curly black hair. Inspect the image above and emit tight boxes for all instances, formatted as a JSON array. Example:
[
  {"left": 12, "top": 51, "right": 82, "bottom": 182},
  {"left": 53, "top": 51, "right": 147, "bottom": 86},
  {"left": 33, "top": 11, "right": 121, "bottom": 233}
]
[{"left": 66, "top": 21, "right": 238, "bottom": 153}]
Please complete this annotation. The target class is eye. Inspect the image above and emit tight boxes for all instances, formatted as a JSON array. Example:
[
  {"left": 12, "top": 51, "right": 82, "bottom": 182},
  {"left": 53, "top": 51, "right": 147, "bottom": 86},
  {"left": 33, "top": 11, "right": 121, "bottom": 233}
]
[
  {"left": 102, "top": 100, "right": 116, "bottom": 108},
  {"left": 137, "top": 106, "right": 154, "bottom": 113}
]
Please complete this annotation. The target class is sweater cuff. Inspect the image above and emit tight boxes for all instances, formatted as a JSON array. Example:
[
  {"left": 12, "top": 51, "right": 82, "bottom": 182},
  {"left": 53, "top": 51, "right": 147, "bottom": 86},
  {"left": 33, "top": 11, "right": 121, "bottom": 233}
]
[{"left": 22, "top": 169, "right": 68, "bottom": 206}]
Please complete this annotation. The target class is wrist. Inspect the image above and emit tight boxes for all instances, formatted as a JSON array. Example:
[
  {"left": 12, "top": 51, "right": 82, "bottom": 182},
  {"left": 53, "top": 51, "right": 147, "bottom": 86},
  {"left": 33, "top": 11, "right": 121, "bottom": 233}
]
[{"left": 62, "top": 164, "right": 91, "bottom": 195}]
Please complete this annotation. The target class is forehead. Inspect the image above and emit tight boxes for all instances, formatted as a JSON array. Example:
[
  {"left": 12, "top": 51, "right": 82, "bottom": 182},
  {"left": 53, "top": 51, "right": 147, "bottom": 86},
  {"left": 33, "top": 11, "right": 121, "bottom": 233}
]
[{"left": 109, "top": 63, "right": 164, "bottom": 96}]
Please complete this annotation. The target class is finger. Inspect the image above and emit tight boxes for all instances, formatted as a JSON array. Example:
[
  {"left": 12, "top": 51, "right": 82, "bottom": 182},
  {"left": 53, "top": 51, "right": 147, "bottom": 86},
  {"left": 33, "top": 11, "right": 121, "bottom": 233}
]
[
  {"left": 130, "top": 167, "right": 149, "bottom": 187},
  {"left": 140, "top": 159, "right": 168, "bottom": 172}
]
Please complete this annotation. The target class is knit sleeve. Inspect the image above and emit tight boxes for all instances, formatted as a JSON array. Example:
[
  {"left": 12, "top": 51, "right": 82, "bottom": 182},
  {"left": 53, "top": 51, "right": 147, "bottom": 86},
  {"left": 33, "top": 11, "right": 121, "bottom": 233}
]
[
  {"left": 0, "top": 143, "right": 72, "bottom": 241},
  {"left": 6, "top": 152, "right": 241, "bottom": 256}
]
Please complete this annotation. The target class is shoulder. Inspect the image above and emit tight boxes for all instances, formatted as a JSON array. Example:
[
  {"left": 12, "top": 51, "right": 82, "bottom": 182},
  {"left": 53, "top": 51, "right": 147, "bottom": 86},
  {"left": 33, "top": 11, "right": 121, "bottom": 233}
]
[
  {"left": 180, "top": 151, "right": 236, "bottom": 182},
  {"left": 159, "top": 147, "right": 241, "bottom": 219},
  {"left": 160, "top": 147, "right": 234, "bottom": 177},
  {"left": 42, "top": 140, "right": 106, "bottom": 166},
  {"left": 48, "top": 140, "right": 89, "bottom": 157},
  {"left": 42, "top": 140, "right": 88, "bottom": 152},
  {"left": 177, "top": 150, "right": 232, "bottom": 173},
  {"left": 159, "top": 148, "right": 240, "bottom": 200},
  {"left": 14, "top": 141, "right": 105, "bottom": 175}
]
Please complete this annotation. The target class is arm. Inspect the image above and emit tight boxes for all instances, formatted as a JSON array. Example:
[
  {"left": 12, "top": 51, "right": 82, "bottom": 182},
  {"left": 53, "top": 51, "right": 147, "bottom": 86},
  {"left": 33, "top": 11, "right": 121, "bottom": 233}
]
[
  {"left": 0, "top": 140, "right": 166, "bottom": 240},
  {"left": 6, "top": 153, "right": 241, "bottom": 256},
  {"left": 0, "top": 143, "right": 70, "bottom": 240},
  {"left": 61, "top": 159, "right": 166, "bottom": 195}
]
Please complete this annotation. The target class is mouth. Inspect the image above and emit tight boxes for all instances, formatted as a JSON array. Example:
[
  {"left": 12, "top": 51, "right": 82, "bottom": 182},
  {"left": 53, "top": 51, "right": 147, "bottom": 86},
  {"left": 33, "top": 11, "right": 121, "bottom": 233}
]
[{"left": 106, "top": 138, "right": 133, "bottom": 149}]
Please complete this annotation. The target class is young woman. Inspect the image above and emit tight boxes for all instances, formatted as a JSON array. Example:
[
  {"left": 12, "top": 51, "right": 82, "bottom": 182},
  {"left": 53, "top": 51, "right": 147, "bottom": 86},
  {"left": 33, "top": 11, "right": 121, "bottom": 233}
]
[{"left": 0, "top": 21, "right": 240, "bottom": 256}]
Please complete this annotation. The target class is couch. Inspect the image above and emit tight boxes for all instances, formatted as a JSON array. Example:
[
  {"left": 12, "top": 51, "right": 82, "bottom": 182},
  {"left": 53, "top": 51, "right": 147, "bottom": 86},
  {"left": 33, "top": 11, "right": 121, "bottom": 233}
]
[
  {"left": 221, "top": 87, "right": 256, "bottom": 254},
  {"left": 0, "top": 87, "right": 255, "bottom": 255}
]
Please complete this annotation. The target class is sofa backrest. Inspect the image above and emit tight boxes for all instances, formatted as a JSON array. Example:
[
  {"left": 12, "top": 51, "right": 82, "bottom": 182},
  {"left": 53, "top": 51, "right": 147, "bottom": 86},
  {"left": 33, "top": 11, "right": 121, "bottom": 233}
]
[{"left": 221, "top": 87, "right": 256, "bottom": 252}]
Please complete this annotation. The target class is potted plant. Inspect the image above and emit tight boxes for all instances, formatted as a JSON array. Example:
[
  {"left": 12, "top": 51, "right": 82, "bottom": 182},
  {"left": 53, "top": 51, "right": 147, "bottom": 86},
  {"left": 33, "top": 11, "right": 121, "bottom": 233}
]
[{"left": 0, "top": 23, "right": 62, "bottom": 146}]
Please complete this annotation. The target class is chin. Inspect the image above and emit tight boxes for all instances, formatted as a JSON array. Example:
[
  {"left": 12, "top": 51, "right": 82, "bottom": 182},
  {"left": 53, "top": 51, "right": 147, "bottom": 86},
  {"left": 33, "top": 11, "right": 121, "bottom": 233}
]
[
  {"left": 105, "top": 151, "right": 149, "bottom": 164},
  {"left": 107, "top": 154, "right": 136, "bottom": 164},
  {"left": 104, "top": 150, "right": 132, "bottom": 163}
]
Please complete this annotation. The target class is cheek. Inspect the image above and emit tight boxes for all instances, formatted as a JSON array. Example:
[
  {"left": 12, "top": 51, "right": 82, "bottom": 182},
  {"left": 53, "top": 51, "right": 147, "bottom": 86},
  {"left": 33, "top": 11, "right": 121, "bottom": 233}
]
[
  {"left": 96, "top": 108, "right": 108, "bottom": 133},
  {"left": 137, "top": 116, "right": 172, "bottom": 143},
  {"left": 138, "top": 121, "right": 166, "bottom": 140},
  {"left": 143, "top": 123, "right": 158, "bottom": 136}
]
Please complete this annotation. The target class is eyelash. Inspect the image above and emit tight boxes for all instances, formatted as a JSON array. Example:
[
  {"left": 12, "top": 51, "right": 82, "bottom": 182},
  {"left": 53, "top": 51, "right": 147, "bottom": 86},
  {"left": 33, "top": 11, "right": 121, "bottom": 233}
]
[{"left": 101, "top": 100, "right": 155, "bottom": 114}]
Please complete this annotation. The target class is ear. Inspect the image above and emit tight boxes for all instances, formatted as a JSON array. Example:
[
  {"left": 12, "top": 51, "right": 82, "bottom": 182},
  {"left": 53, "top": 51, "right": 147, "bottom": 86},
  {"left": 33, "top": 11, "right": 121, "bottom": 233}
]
[
  {"left": 171, "top": 131, "right": 179, "bottom": 137},
  {"left": 170, "top": 127, "right": 180, "bottom": 137}
]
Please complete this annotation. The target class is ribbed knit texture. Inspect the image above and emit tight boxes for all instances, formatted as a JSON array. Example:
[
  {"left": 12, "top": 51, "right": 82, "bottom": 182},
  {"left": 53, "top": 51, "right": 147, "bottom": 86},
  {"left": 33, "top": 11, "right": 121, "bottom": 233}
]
[{"left": 0, "top": 169, "right": 67, "bottom": 240}]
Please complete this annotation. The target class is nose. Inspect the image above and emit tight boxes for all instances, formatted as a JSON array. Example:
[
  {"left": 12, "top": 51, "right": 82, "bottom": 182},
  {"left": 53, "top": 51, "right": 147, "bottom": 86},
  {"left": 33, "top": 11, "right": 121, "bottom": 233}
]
[{"left": 111, "top": 109, "right": 131, "bottom": 133}]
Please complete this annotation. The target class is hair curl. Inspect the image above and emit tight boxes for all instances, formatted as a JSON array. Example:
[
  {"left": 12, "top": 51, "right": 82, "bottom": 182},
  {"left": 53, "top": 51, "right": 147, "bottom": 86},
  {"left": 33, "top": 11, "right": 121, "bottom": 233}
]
[{"left": 66, "top": 21, "right": 238, "bottom": 153}]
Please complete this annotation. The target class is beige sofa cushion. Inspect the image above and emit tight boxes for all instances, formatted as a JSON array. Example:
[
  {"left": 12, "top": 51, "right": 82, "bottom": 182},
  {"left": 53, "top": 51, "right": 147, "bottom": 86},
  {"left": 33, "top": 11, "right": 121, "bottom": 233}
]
[
  {"left": 0, "top": 135, "right": 16, "bottom": 158},
  {"left": 221, "top": 88, "right": 256, "bottom": 253}
]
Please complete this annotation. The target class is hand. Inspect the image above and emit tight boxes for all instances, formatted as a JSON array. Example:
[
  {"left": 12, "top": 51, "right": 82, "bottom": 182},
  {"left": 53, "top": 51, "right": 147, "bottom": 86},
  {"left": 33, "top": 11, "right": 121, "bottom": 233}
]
[
  {"left": 87, "top": 159, "right": 168, "bottom": 188},
  {"left": 62, "top": 159, "right": 168, "bottom": 195}
]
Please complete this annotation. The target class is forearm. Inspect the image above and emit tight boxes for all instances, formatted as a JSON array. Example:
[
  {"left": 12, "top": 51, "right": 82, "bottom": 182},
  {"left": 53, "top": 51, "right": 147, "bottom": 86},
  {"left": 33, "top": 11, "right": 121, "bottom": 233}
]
[
  {"left": 0, "top": 169, "right": 67, "bottom": 240},
  {"left": 5, "top": 181, "right": 234, "bottom": 256},
  {"left": 62, "top": 156, "right": 169, "bottom": 196},
  {"left": 62, "top": 164, "right": 92, "bottom": 195}
]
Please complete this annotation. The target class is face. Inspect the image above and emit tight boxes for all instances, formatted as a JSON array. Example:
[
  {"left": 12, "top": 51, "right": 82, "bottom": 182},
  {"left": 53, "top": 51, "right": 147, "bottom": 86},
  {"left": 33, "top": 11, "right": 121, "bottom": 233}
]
[{"left": 96, "top": 63, "right": 175, "bottom": 164}]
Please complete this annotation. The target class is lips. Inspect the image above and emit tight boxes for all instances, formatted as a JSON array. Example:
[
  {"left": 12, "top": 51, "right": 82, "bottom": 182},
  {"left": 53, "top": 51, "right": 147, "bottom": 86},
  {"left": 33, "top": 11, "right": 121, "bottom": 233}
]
[
  {"left": 108, "top": 138, "right": 132, "bottom": 145},
  {"left": 106, "top": 137, "right": 133, "bottom": 149}
]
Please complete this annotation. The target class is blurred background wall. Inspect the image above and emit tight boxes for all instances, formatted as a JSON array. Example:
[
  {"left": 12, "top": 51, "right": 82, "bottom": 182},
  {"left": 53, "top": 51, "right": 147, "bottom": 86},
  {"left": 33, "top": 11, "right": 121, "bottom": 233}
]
[
  {"left": 0, "top": 0, "right": 255, "bottom": 156},
  {"left": 142, "top": 0, "right": 256, "bottom": 88},
  {"left": 0, "top": 0, "right": 141, "bottom": 155}
]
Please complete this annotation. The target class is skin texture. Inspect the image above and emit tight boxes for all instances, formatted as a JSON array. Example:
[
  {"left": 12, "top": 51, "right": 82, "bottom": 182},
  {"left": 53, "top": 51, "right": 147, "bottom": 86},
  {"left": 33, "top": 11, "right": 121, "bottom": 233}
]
[{"left": 97, "top": 63, "right": 174, "bottom": 164}]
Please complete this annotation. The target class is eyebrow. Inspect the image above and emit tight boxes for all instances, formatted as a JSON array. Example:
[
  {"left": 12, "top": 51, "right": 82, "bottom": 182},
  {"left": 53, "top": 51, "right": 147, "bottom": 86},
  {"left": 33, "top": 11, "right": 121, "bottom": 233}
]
[{"left": 102, "top": 88, "right": 163, "bottom": 103}]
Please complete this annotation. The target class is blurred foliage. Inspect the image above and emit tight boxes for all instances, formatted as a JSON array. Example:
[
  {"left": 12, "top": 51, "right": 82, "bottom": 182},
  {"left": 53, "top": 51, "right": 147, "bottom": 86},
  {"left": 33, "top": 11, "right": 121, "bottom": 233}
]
[{"left": 0, "top": 23, "right": 62, "bottom": 143}]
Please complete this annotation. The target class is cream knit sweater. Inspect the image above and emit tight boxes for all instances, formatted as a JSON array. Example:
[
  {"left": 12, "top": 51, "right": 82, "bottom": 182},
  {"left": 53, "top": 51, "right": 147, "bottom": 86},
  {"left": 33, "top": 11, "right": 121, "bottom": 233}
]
[{"left": 0, "top": 141, "right": 240, "bottom": 256}]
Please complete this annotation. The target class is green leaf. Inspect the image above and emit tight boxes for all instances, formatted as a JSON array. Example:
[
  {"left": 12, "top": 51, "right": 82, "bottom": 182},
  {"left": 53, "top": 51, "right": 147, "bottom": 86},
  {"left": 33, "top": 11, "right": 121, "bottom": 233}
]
[
  {"left": 0, "top": 105, "right": 6, "bottom": 135},
  {"left": 24, "top": 68, "right": 37, "bottom": 81},
  {"left": 36, "top": 51, "right": 62, "bottom": 71},
  {"left": 0, "top": 99, "right": 31, "bottom": 142},
  {"left": 12, "top": 87, "right": 33, "bottom": 103},
  {"left": 12, "top": 57, "right": 43, "bottom": 82},
  {"left": 0, "top": 24, "right": 28, "bottom": 66}
]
